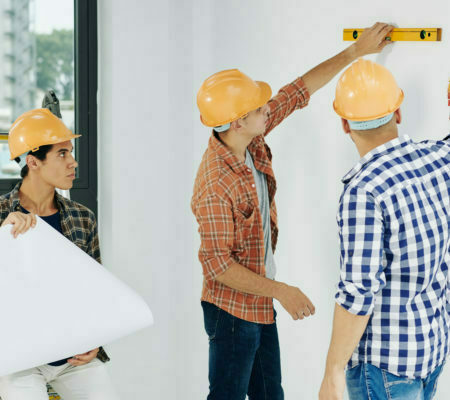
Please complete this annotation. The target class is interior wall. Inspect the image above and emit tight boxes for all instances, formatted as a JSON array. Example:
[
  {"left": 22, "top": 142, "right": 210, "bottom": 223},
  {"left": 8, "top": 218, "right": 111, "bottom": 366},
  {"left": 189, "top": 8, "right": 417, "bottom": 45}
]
[{"left": 98, "top": 0, "right": 450, "bottom": 398}]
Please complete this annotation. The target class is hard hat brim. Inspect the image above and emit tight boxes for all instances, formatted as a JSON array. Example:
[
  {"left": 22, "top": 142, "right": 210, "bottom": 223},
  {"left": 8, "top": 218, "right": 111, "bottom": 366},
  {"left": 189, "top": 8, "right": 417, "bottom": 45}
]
[
  {"left": 333, "top": 89, "right": 404, "bottom": 122},
  {"left": 10, "top": 133, "right": 82, "bottom": 160}
]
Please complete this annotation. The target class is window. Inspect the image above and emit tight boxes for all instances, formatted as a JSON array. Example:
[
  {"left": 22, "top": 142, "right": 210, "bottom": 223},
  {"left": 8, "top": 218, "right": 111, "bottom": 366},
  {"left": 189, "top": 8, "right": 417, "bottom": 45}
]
[{"left": 0, "top": 0, "right": 98, "bottom": 215}]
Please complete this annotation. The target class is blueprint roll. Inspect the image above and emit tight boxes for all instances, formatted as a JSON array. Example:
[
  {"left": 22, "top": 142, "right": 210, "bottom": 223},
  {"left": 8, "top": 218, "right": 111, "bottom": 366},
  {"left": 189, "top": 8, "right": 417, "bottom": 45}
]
[{"left": 0, "top": 217, "right": 154, "bottom": 376}]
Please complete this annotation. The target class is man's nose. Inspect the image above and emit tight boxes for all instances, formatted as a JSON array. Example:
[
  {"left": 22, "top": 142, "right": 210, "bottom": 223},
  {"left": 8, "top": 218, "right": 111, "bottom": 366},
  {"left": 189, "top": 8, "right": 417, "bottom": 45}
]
[{"left": 70, "top": 154, "right": 78, "bottom": 168}]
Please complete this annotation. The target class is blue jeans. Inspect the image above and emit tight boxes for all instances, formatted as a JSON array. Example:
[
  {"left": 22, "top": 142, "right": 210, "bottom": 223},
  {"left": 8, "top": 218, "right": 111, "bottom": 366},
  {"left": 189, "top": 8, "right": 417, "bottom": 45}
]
[
  {"left": 346, "top": 362, "right": 445, "bottom": 400},
  {"left": 201, "top": 301, "right": 284, "bottom": 400}
]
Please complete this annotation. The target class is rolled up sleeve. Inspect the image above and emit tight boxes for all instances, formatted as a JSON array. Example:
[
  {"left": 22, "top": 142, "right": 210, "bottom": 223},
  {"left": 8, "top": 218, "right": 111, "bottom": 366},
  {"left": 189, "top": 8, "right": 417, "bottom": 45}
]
[
  {"left": 194, "top": 194, "right": 235, "bottom": 281},
  {"left": 264, "top": 77, "right": 310, "bottom": 136},
  {"left": 335, "top": 186, "right": 386, "bottom": 315}
]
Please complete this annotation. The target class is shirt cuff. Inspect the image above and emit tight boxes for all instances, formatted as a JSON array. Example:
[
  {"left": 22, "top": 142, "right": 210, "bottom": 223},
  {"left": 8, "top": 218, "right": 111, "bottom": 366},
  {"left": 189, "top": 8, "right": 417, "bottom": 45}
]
[
  {"left": 290, "top": 77, "right": 311, "bottom": 108},
  {"left": 335, "top": 290, "right": 375, "bottom": 316},
  {"left": 201, "top": 253, "right": 235, "bottom": 281}
]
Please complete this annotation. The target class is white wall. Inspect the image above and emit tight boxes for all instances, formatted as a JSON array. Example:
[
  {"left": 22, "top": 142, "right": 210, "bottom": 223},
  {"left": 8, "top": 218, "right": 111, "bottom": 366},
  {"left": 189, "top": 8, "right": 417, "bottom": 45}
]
[{"left": 98, "top": 0, "right": 450, "bottom": 398}]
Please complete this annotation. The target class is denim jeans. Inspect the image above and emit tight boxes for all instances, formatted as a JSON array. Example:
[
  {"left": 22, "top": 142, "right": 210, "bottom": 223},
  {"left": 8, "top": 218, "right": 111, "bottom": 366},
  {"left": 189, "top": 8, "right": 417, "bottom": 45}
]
[
  {"left": 346, "top": 362, "right": 445, "bottom": 400},
  {"left": 201, "top": 301, "right": 284, "bottom": 400}
]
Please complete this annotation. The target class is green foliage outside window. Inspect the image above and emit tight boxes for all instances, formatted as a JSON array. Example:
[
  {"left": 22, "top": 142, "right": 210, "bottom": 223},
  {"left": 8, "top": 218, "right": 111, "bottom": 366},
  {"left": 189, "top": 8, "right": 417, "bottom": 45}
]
[{"left": 36, "top": 29, "right": 74, "bottom": 101}]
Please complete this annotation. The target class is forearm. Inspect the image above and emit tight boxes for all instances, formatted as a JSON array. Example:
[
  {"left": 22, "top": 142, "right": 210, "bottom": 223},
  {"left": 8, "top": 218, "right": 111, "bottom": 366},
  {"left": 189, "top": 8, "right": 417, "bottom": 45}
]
[
  {"left": 325, "top": 303, "right": 371, "bottom": 373},
  {"left": 215, "top": 262, "right": 284, "bottom": 298},
  {"left": 301, "top": 45, "right": 360, "bottom": 96}
]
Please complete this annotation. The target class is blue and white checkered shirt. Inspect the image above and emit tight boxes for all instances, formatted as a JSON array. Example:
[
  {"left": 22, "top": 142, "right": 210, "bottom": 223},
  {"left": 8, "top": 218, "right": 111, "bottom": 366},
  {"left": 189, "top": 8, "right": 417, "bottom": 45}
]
[{"left": 335, "top": 134, "right": 450, "bottom": 379}]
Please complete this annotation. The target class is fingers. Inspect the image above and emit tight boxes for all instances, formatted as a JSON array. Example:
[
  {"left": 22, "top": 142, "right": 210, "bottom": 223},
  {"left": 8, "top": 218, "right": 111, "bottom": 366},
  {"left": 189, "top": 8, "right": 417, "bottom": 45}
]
[
  {"left": 67, "top": 350, "right": 98, "bottom": 366},
  {"left": 73, "top": 353, "right": 93, "bottom": 362},
  {"left": 380, "top": 25, "right": 395, "bottom": 45},
  {"left": 3, "top": 213, "right": 36, "bottom": 238},
  {"left": 307, "top": 300, "right": 316, "bottom": 315},
  {"left": 67, "top": 357, "right": 87, "bottom": 366},
  {"left": 10, "top": 215, "right": 26, "bottom": 238},
  {"left": 30, "top": 213, "right": 37, "bottom": 228},
  {"left": 291, "top": 302, "right": 316, "bottom": 321}
]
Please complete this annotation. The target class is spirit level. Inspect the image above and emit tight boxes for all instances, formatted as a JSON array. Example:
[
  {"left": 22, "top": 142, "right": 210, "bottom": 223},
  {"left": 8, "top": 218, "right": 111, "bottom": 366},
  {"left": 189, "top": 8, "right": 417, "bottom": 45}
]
[{"left": 344, "top": 28, "right": 442, "bottom": 41}]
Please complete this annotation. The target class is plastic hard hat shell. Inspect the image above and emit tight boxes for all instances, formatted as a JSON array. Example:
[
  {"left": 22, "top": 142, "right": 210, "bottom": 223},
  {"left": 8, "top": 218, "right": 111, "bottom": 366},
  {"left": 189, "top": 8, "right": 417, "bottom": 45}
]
[
  {"left": 8, "top": 108, "right": 81, "bottom": 160},
  {"left": 333, "top": 59, "right": 404, "bottom": 121},
  {"left": 197, "top": 69, "right": 272, "bottom": 127}
]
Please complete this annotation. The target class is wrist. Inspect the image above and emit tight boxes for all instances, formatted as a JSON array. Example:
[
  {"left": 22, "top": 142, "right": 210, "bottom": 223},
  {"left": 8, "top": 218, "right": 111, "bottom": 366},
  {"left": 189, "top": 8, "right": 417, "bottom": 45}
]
[
  {"left": 346, "top": 44, "right": 361, "bottom": 61},
  {"left": 325, "top": 359, "right": 347, "bottom": 375},
  {"left": 271, "top": 280, "right": 286, "bottom": 300}
]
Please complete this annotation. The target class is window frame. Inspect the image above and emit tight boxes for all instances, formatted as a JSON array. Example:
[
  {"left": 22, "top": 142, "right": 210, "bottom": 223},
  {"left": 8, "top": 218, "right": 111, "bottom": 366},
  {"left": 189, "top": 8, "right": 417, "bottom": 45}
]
[{"left": 0, "top": 0, "right": 98, "bottom": 215}]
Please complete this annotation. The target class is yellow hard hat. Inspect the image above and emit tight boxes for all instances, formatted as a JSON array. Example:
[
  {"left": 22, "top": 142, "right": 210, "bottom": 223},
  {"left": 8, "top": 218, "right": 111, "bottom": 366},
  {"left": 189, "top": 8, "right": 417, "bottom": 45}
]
[
  {"left": 197, "top": 69, "right": 272, "bottom": 127},
  {"left": 333, "top": 59, "right": 404, "bottom": 121},
  {"left": 8, "top": 108, "right": 81, "bottom": 160}
]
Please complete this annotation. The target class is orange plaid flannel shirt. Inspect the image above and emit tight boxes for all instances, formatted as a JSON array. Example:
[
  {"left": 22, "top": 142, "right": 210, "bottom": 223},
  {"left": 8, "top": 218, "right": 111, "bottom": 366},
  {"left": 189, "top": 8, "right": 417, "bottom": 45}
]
[{"left": 192, "top": 77, "right": 310, "bottom": 324}]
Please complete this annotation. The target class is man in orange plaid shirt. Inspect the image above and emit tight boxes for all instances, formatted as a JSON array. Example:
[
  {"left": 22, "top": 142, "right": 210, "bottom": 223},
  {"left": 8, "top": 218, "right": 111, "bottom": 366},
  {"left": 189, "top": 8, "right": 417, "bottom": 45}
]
[{"left": 192, "top": 22, "right": 394, "bottom": 400}]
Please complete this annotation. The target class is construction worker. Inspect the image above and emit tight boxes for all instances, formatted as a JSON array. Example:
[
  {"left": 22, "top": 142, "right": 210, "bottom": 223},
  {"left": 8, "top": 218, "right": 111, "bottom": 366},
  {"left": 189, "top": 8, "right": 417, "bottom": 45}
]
[
  {"left": 192, "top": 23, "right": 394, "bottom": 399},
  {"left": 0, "top": 109, "right": 119, "bottom": 400},
  {"left": 319, "top": 59, "right": 450, "bottom": 400}
]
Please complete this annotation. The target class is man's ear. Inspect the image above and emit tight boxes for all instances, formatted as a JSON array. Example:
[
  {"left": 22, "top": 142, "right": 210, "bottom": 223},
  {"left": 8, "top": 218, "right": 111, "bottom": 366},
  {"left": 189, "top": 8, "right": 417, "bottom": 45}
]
[
  {"left": 26, "top": 154, "right": 39, "bottom": 170},
  {"left": 341, "top": 118, "right": 351, "bottom": 135},
  {"left": 231, "top": 119, "right": 242, "bottom": 130},
  {"left": 394, "top": 108, "right": 401, "bottom": 124}
]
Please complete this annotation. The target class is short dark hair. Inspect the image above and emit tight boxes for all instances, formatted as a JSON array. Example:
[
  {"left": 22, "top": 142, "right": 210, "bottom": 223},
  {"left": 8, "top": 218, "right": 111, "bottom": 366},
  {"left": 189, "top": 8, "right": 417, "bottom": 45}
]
[{"left": 14, "top": 145, "right": 53, "bottom": 178}]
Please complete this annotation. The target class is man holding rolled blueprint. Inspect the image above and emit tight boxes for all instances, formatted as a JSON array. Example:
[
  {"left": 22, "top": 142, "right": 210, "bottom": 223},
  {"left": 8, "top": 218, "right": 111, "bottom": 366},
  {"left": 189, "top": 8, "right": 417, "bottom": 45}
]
[{"left": 0, "top": 109, "right": 119, "bottom": 399}]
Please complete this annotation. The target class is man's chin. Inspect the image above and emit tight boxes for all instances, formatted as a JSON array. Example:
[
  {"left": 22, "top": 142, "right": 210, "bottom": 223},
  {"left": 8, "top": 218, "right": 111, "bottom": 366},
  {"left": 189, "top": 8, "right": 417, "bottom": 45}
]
[{"left": 56, "top": 183, "right": 73, "bottom": 191}]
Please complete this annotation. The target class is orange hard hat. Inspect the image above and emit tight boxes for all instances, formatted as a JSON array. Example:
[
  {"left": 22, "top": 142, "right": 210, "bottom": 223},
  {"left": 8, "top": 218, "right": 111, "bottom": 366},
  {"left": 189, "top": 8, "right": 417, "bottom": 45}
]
[
  {"left": 197, "top": 69, "right": 272, "bottom": 127},
  {"left": 8, "top": 108, "right": 81, "bottom": 160},
  {"left": 333, "top": 59, "right": 404, "bottom": 121}
]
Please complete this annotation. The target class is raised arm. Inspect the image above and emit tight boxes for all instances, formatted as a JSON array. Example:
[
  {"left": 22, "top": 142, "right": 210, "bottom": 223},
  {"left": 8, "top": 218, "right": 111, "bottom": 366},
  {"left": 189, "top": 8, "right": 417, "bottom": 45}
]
[
  {"left": 264, "top": 23, "right": 394, "bottom": 137},
  {"left": 302, "top": 22, "right": 394, "bottom": 96}
]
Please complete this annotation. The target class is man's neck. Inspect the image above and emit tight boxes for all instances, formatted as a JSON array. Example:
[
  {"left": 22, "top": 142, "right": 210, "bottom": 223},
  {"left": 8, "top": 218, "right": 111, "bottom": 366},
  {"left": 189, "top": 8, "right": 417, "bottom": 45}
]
[
  {"left": 218, "top": 129, "right": 253, "bottom": 163},
  {"left": 353, "top": 128, "right": 399, "bottom": 158},
  {"left": 19, "top": 178, "right": 57, "bottom": 216}
]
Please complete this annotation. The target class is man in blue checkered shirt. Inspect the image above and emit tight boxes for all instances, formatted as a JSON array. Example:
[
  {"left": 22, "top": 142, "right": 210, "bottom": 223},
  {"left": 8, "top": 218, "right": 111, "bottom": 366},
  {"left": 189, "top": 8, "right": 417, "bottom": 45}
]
[{"left": 319, "top": 59, "right": 450, "bottom": 400}]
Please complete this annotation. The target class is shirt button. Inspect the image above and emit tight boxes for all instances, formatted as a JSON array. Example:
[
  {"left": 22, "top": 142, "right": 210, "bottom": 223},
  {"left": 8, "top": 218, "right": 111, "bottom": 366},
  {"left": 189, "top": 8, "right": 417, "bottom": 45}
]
[
  {"left": 251, "top": 184, "right": 255, "bottom": 188},
  {"left": 247, "top": 169, "right": 251, "bottom": 173}
]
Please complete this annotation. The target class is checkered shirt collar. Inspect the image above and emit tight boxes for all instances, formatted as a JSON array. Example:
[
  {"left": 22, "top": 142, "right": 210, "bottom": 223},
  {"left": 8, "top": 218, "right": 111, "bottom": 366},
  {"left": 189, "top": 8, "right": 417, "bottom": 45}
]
[{"left": 342, "top": 135, "right": 413, "bottom": 184}]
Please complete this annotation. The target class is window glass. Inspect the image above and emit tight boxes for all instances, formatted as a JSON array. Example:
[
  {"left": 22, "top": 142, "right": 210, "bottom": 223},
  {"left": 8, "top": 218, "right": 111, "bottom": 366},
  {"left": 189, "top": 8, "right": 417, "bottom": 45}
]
[{"left": 0, "top": 0, "right": 74, "bottom": 179}]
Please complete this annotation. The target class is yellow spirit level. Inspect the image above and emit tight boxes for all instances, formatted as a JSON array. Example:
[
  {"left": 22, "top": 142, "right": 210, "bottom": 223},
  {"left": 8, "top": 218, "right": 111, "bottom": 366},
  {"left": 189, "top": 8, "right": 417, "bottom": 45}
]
[{"left": 344, "top": 28, "right": 442, "bottom": 42}]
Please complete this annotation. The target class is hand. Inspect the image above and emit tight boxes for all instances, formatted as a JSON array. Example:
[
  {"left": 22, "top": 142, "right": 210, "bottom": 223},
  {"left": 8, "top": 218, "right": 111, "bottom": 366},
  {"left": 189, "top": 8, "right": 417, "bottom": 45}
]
[
  {"left": 68, "top": 348, "right": 99, "bottom": 366},
  {"left": 319, "top": 369, "right": 346, "bottom": 400},
  {"left": 275, "top": 283, "right": 315, "bottom": 320},
  {"left": 1, "top": 212, "right": 37, "bottom": 238},
  {"left": 352, "top": 22, "right": 394, "bottom": 57}
]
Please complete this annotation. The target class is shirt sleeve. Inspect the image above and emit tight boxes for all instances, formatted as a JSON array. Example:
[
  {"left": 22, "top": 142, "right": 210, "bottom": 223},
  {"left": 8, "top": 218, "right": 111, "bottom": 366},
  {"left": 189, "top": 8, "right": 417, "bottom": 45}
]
[
  {"left": 264, "top": 77, "right": 310, "bottom": 137},
  {"left": 335, "top": 186, "right": 386, "bottom": 315},
  {"left": 86, "top": 213, "right": 102, "bottom": 264},
  {"left": 194, "top": 194, "right": 235, "bottom": 281}
]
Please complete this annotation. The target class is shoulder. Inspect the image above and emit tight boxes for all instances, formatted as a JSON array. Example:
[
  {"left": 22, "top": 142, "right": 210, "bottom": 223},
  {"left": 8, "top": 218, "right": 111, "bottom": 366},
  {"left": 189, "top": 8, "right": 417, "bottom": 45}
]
[
  {"left": 417, "top": 138, "right": 450, "bottom": 159},
  {"left": 58, "top": 196, "right": 97, "bottom": 226},
  {"left": 0, "top": 191, "right": 12, "bottom": 207},
  {"left": 193, "top": 151, "right": 240, "bottom": 206},
  {"left": 0, "top": 191, "right": 13, "bottom": 223}
]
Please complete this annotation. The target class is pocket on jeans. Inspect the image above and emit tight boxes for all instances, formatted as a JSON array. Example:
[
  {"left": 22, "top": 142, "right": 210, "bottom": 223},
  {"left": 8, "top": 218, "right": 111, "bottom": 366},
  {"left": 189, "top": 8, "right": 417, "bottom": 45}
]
[
  {"left": 201, "top": 301, "right": 221, "bottom": 340},
  {"left": 382, "top": 369, "right": 415, "bottom": 386},
  {"left": 381, "top": 369, "right": 420, "bottom": 399}
]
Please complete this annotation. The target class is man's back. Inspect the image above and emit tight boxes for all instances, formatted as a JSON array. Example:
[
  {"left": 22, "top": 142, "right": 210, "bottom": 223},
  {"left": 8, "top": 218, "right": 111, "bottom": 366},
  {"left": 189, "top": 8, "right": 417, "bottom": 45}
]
[{"left": 336, "top": 135, "right": 450, "bottom": 379}]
